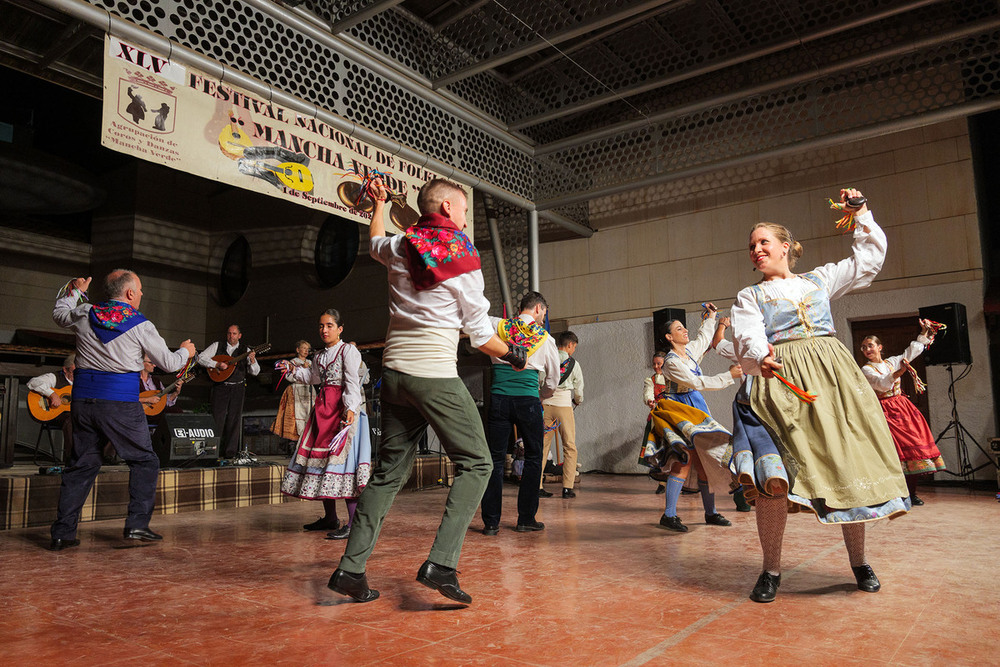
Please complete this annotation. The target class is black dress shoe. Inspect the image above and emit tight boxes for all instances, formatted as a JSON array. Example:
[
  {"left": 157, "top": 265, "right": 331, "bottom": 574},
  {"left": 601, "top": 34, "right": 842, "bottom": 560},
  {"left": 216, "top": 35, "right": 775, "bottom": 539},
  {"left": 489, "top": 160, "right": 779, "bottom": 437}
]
[
  {"left": 48, "top": 538, "right": 80, "bottom": 551},
  {"left": 416, "top": 560, "right": 472, "bottom": 604},
  {"left": 852, "top": 564, "right": 881, "bottom": 592},
  {"left": 659, "top": 515, "right": 688, "bottom": 532},
  {"left": 304, "top": 517, "right": 340, "bottom": 531},
  {"left": 328, "top": 568, "right": 379, "bottom": 603},
  {"left": 538, "top": 488, "right": 554, "bottom": 498},
  {"left": 482, "top": 525, "right": 499, "bottom": 536},
  {"left": 910, "top": 494, "right": 924, "bottom": 506},
  {"left": 749, "top": 571, "right": 781, "bottom": 603},
  {"left": 514, "top": 520, "right": 545, "bottom": 532},
  {"left": 705, "top": 513, "right": 732, "bottom": 526},
  {"left": 124, "top": 527, "right": 162, "bottom": 541},
  {"left": 325, "top": 524, "right": 351, "bottom": 540},
  {"left": 655, "top": 484, "right": 666, "bottom": 495},
  {"left": 562, "top": 488, "right": 576, "bottom": 498}
]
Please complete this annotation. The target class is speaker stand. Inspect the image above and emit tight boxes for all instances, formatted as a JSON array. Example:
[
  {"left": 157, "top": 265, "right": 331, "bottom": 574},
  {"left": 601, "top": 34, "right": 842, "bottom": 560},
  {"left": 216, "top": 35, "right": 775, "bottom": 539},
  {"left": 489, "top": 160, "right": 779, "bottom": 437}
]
[
  {"left": 229, "top": 445, "right": 259, "bottom": 466},
  {"left": 936, "top": 364, "right": 997, "bottom": 482}
]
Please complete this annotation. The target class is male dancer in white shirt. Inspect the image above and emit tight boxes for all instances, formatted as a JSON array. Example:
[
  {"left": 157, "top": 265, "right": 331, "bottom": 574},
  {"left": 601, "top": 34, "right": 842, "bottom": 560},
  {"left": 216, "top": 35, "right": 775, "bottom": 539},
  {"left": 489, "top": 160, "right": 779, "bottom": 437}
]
[{"left": 329, "top": 177, "right": 526, "bottom": 605}]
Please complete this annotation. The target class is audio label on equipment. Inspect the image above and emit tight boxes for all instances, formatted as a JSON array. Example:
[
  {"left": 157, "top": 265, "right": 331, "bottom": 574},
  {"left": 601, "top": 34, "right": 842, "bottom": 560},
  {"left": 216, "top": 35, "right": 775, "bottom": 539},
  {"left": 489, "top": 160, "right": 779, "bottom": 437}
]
[{"left": 173, "top": 428, "right": 216, "bottom": 438}]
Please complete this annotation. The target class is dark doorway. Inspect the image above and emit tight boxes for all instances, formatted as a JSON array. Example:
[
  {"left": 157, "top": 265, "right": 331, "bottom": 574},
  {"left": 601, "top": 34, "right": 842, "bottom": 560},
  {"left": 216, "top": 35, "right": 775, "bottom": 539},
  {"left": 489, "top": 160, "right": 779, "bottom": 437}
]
[{"left": 850, "top": 316, "right": 931, "bottom": 423}]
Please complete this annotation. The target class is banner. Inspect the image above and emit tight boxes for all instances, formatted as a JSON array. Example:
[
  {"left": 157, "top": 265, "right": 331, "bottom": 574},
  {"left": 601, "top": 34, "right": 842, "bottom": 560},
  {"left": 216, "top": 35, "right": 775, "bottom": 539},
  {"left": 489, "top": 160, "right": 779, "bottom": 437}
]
[{"left": 100, "top": 36, "right": 473, "bottom": 236}]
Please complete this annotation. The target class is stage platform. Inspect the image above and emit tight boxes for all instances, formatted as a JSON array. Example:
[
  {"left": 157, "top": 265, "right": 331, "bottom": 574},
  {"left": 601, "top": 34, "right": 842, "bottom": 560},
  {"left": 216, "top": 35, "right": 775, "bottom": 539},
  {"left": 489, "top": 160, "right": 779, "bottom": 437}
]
[{"left": 0, "top": 452, "right": 454, "bottom": 530}]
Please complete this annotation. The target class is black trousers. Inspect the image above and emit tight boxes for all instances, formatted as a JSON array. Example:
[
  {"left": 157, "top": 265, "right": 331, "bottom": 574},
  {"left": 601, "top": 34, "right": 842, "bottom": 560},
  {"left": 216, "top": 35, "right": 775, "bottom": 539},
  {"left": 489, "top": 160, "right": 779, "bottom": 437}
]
[
  {"left": 51, "top": 399, "right": 159, "bottom": 539},
  {"left": 211, "top": 382, "right": 246, "bottom": 457},
  {"left": 481, "top": 394, "right": 544, "bottom": 527}
]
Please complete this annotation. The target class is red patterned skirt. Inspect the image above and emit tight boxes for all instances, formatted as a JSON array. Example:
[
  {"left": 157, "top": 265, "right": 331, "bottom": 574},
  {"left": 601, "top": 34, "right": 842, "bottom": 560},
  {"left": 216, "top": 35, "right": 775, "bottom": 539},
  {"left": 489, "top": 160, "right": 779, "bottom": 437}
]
[{"left": 879, "top": 394, "right": 946, "bottom": 476}]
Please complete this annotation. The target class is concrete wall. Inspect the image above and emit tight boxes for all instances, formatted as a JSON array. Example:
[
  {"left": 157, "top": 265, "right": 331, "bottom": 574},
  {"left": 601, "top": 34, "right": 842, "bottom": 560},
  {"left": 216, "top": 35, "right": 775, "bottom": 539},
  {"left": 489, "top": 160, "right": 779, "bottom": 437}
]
[{"left": 541, "top": 119, "right": 996, "bottom": 480}]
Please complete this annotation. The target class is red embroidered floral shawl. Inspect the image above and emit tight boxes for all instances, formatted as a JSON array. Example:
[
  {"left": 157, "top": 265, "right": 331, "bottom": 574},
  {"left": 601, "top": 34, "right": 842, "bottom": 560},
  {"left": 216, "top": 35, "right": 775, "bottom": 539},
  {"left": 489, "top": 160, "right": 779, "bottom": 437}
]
[{"left": 403, "top": 213, "right": 481, "bottom": 290}]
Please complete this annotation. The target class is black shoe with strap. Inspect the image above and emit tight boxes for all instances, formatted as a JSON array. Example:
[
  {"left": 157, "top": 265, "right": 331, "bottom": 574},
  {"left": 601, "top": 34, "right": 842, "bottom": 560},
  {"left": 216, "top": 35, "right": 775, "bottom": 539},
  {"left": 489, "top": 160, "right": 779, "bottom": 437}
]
[
  {"left": 538, "top": 488, "right": 553, "bottom": 498},
  {"left": 304, "top": 517, "right": 340, "bottom": 531},
  {"left": 658, "top": 515, "right": 688, "bottom": 532},
  {"left": 325, "top": 524, "right": 351, "bottom": 540},
  {"left": 705, "top": 513, "right": 732, "bottom": 526},
  {"left": 749, "top": 571, "right": 781, "bottom": 603},
  {"left": 852, "top": 564, "right": 881, "bottom": 592}
]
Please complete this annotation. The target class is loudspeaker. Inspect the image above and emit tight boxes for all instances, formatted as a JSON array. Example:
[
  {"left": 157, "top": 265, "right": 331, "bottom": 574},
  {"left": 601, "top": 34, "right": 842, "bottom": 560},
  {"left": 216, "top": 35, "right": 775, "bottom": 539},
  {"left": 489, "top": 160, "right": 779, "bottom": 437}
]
[
  {"left": 652, "top": 307, "right": 686, "bottom": 352},
  {"left": 918, "top": 302, "right": 972, "bottom": 366},
  {"left": 152, "top": 414, "right": 220, "bottom": 466}
]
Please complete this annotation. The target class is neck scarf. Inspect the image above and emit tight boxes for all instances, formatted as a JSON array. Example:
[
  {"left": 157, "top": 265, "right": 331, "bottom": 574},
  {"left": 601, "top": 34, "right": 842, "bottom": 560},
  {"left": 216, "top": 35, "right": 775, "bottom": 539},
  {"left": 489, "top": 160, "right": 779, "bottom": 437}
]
[
  {"left": 88, "top": 300, "right": 148, "bottom": 344},
  {"left": 404, "top": 213, "right": 480, "bottom": 290},
  {"left": 497, "top": 317, "right": 549, "bottom": 356}
]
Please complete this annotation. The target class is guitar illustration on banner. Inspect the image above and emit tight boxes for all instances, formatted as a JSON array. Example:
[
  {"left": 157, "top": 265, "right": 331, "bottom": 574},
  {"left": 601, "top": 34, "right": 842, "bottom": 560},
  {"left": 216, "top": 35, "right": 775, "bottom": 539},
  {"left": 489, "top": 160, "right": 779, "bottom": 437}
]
[
  {"left": 27, "top": 386, "right": 73, "bottom": 422},
  {"left": 207, "top": 343, "right": 272, "bottom": 383},
  {"left": 217, "top": 110, "right": 314, "bottom": 193}
]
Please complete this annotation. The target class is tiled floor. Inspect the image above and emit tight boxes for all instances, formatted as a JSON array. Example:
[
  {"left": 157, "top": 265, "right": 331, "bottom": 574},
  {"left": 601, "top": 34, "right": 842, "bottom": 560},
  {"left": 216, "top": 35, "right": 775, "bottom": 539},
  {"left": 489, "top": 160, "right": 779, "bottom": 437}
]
[{"left": 2, "top": 476, "right": 997, "bottom": 666}]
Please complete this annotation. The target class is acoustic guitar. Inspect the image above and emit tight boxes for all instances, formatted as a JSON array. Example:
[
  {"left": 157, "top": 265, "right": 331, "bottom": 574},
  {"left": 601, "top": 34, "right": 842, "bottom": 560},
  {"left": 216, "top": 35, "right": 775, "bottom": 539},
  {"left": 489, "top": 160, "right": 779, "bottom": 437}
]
[
  {"left": 139, "top": 369, "right": 195, "bottom": 417},
  {"left": 27, "top": 386, "right": 73, "bottom": 422},
  {"left": 208, "top": 343, "right": 271, "bottom": 383}
]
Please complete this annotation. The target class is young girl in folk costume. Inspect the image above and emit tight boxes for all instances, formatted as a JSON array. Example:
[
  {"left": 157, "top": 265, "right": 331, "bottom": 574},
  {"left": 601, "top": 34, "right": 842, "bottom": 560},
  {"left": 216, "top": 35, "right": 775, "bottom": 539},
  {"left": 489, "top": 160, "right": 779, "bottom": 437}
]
[
  {"left": 642, "top": 352, "right": 669, "bottom": 495},
  {"left": 271, "top": 340, "right": 317, "bottom": 447},
  {"left": 860, "top": 321, "right": 946, "bottom": 506},
  {"left": 731, "top": 188, "right": 909, "bottom": 604},
  {"left": 643, "top": 304, "right": 743, "bottom": 532},
  {"left": 279, "top": 310, "right": 371, "bottom": 540}
]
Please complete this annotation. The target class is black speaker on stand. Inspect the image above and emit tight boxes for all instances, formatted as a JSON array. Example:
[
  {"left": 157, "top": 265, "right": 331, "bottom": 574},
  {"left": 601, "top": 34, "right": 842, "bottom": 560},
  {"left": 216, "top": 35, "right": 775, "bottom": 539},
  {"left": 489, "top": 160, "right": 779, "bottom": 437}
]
[
  {"left": 652, "top": 307, "right": 686, "bottom": 352},
  {"left": 919, "top": 302, "right": 971, "bottom": 366},
  {"left": 916, "top": 303, "right": 997, "bottom": 481},
  {"left": 152, "top": 414, "right": 221, "bottom": 467}
]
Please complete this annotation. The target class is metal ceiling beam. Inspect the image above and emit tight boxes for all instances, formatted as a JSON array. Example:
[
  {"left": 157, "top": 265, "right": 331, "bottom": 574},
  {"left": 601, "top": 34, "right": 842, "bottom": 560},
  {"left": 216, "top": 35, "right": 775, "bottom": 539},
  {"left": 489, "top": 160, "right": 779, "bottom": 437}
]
[
  {"left": 505, "top": 2, "right": 682, "bottom": 84},
  {"left": 432, "top": 0, "right": 676, "bottom": 89},
  {"left": 34, "top": 20, "right": 91, "bottom": 69},
  {"left": 329, "top": 0, "right": 407, "bottom": 34},
  {"left": 433, "top": 0, "right": 491, "bottom": 32},
  {"left": 0, "top": 39, "right": 101, "bottom": 88},
  {"left": 511, "top": 0, "right": 947, "bottom": 130},
  {"left": 536, "top": 14, "right": 1000, "bottom": 156},
  {"left": 535, "top": 98, "right": 1000, "bottom": 211}
]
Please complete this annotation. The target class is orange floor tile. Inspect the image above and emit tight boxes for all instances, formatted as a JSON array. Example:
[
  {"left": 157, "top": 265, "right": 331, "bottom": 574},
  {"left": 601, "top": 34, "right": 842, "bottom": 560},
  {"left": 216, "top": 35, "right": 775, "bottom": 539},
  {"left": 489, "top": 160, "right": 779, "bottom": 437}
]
[{"left": 2, "top": 476, "right": 997, "bottom": 666}]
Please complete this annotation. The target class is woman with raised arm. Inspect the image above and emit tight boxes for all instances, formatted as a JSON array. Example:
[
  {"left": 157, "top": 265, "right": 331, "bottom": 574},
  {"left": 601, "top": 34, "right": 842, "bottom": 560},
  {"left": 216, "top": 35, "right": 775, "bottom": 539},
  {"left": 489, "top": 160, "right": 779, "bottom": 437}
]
[
  {"left": 731, "top": 188, "right": 909, "bottom": 604},
  {"left": 648, "top": 305, "right": 743, "bottom": 532},
  {"left": 279, "top": 310, "right": 370, "bottom": 540},
  {"left": 860, "top": 321, "right": 946, "bottom": 506}
]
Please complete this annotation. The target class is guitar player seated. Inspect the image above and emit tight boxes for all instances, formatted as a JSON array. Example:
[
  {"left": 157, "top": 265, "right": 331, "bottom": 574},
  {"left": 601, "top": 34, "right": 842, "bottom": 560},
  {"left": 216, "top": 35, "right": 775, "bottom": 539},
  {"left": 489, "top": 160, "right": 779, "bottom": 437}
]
[
  {"left": 196, "top": 324, "right": 260, "bottom": 459},
  {"left": 139, "top": 355, "right": 183, "bottom": 424},
  {"left": 26, "top": 353, "right": 76, "bottom": 463}
]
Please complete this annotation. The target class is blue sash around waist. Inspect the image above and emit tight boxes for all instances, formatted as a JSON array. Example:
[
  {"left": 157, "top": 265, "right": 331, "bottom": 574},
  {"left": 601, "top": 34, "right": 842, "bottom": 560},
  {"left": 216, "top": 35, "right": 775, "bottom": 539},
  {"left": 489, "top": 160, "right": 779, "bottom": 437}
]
[{"left": 73, "top": 369, "right": 140, "bottom": 402}]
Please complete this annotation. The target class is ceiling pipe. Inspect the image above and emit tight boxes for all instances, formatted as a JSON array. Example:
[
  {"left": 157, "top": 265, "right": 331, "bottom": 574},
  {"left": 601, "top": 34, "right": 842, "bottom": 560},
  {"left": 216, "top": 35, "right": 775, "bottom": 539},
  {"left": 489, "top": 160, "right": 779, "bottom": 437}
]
[
  {"left": 537, "top": 14, "right": 1000, "bottom": 156},
  {"left": 536, "top": 98, "right": 1000, "bottom": 210},
  {"left": 511, "top": 0, "right": 947, "bottom": 130}
]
